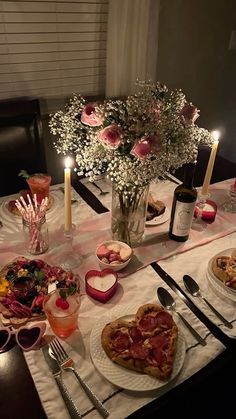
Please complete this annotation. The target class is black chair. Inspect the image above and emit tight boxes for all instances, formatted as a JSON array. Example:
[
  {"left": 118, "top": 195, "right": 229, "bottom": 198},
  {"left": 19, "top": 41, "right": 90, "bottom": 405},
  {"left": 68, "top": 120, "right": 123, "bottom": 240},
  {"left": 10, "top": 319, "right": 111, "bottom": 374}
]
[
  {"left": 0, "top": 98, "right": 47, "bottom": 197},
  {"left": 173, "top": 145, "right": 236, "bottom": 187}
]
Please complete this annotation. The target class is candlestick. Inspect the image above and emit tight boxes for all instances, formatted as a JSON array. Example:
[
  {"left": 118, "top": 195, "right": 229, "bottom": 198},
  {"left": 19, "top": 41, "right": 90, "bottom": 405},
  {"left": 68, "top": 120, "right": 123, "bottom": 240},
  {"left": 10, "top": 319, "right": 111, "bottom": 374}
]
[
  {"left": 201, "top": 130, "right": 220, "bottom": 196},
  {"left": 64, "top": 157, "right": 72, "bottom": 235}
]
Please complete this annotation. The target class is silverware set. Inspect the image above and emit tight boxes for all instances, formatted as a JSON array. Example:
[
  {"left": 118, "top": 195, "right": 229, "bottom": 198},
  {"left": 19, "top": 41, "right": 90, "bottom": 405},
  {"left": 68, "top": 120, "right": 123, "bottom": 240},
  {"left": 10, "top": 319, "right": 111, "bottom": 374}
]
[
  {"left": 43, "top": 339, "right": 109, "bottom": 418},
  {"left": 91, "top": 182, "right": 109, "bottom": 196},
  {"left": 157, "top": 274, "right": 233, "bottom": 346}
]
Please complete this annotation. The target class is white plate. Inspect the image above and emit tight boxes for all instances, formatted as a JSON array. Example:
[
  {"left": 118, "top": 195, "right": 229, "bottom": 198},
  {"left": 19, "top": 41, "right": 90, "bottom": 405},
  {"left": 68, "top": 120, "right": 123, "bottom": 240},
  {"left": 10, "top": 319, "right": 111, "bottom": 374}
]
[
  {"left": 90, "top": 305, "right": 186, "bottom": 392},
  {"left": 146, "top": 207, "right": 170, "bottom": 226},
  {"left": 0, "top": 190, "right": 61, "bottom": 222},
  {"left": 207, "top": 248, "right": 236, "bottom": 302}
]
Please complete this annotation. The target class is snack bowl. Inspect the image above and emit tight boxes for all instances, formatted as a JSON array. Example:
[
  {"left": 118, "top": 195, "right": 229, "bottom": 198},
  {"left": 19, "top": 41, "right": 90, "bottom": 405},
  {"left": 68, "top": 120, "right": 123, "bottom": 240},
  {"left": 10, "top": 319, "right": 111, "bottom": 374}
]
[{"left": 96, "top": 240, "right": 133, "bottom": 272}]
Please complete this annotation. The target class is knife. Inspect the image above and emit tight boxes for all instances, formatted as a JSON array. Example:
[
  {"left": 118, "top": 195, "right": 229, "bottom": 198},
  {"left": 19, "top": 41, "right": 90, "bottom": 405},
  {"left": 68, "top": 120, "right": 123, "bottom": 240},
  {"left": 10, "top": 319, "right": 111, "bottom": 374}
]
[{"left": 42, "top": 345, "right": 82, "bottom": 419}]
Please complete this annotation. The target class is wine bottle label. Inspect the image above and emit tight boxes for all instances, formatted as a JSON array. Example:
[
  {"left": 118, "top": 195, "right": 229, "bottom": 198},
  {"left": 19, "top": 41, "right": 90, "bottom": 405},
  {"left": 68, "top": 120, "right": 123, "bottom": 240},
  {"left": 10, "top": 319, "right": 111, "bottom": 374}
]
[{"left": 172, "top": 200, "right": 196, "bottom": 237}]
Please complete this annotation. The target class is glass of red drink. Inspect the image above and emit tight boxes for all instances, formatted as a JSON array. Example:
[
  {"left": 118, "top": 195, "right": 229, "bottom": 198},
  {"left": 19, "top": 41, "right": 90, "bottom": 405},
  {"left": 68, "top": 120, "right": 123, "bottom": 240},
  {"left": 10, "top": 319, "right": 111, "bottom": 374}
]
[{"left": 26, "top": 174, "right": 51, "bottom": 204}]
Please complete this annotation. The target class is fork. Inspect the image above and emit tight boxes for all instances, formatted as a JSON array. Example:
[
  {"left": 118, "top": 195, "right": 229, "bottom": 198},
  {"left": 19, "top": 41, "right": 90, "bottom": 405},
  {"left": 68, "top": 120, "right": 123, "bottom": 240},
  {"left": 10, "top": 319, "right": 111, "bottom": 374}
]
[
  {"left": 91, "top": 182, "right": 109, "bottom": 196},
  {"left": 50, "top": 339, "right": 109, "bottom": 418}
]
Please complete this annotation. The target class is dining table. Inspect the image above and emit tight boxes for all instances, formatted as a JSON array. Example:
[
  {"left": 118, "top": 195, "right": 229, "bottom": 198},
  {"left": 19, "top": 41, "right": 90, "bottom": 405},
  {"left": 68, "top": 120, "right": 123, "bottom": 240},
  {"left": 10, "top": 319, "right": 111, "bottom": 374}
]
[{"left": 0, "top": 174, "right": 236, "bottom": 419}]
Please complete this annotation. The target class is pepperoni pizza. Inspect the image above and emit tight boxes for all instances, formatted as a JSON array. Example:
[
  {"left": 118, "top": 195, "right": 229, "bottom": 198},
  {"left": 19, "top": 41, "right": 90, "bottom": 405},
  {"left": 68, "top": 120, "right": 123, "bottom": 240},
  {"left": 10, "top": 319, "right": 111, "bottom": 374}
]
[{"left": 101, "top": 303, "right": 178, "bottom": 380}]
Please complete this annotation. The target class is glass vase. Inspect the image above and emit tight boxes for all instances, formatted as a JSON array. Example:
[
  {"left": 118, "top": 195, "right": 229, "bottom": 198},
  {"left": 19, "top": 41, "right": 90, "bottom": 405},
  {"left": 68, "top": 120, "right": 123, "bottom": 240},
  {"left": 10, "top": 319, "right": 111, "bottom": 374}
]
[{"left": 111, "top": 184, "right": 149, "bottom": 247}]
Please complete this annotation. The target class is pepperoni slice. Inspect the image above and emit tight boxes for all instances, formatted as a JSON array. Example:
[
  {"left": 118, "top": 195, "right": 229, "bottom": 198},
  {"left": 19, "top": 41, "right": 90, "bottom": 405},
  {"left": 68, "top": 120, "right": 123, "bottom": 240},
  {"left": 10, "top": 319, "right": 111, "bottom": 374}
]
[
  {"left": 111, "top": 330, "right": 130, "bottom": 350},
  {"left": 156, "top": 311, "right": 173, "bottom": 329},
  {"left": 152, "top": 347, "right": 164, "bottom": 364},
  {"left": 149, "top": 332, "right": 169, "bottom": 349},
  {"left": 129, "top": 326, "right": 143, "bottom": 343},
  {"left": 139, "top": 315, "right": 158, "bottom": 331},
  {"left": 130, "top": 342, "right": 149, "bottom": 359}
]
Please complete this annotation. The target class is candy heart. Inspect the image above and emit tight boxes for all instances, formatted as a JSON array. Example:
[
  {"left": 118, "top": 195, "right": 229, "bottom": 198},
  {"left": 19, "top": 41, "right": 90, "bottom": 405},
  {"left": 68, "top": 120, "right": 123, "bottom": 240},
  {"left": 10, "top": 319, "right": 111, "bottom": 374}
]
[
  {"left": 120, "top": 247, "right": 132, "bottom": 261},
  {"left": 107, "top": 243, "right": 121, "bottom": 253},
  {"left": 97, "top": 245, "right": 110, "bottom": 258},
  {"left": 85, "top": 269, "right": 118, "bottom": 303}
]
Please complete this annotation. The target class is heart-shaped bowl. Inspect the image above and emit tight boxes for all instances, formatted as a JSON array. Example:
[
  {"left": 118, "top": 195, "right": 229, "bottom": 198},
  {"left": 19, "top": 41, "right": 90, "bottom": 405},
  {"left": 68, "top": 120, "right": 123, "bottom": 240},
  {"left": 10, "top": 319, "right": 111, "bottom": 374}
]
[
  {"left": 85, "top": 269, "right": 118, "bottom": 303},
  {"left": 95, "top": 240, "right": 133, "bottom": 272}
]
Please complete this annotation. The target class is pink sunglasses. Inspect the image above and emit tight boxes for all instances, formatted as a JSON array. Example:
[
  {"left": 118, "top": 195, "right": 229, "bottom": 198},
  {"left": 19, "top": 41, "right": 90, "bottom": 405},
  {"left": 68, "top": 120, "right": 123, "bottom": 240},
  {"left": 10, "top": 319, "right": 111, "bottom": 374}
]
[{"left": 0, "top": 322, "right": 46, "bottom": 352}]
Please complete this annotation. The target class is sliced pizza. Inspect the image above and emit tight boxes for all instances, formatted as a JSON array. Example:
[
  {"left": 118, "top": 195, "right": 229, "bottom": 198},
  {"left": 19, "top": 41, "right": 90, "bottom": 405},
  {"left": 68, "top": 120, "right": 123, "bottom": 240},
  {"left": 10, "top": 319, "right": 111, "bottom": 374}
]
[
  {"left": 101, "top": 303, "right": 178, "bottom": 380},
  {"left": 212, "top": 249, "right": 236, "bottom": 289}
]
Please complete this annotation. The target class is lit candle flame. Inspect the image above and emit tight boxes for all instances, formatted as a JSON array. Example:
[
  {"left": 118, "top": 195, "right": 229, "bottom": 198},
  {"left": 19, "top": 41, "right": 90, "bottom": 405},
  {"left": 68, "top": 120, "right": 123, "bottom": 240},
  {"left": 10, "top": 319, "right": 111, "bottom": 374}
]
[
  {"left": 211, "top": 130, "right": 220, "bottom": 143},
  {"left": 65, "top": 156, "right": 72, "bottom": 168}
]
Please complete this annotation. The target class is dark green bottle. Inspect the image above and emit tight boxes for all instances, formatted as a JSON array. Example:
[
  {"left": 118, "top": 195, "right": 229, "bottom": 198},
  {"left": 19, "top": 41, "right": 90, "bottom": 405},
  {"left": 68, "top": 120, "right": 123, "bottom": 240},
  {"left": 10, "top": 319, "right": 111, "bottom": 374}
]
[{"left": 169, "top": 162, "right": 197, "bottom": 242}]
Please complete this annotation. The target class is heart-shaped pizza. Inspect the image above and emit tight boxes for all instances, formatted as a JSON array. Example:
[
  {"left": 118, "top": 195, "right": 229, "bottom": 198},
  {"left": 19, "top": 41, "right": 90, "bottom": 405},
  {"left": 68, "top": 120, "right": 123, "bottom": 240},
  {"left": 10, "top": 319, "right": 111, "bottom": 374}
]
[
  {"left": 0, "top": 256, "right": 80, "bottom": 326},
  {"left": 101, "top": 303, "right": 178, "bottom": 380}
]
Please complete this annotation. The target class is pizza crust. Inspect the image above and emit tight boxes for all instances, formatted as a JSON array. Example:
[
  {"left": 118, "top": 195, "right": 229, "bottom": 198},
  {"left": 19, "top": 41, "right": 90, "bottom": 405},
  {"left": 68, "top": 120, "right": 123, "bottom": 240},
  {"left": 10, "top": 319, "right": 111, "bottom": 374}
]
[{"left": 101, "top": 304, "right": 178, "bottom": 381}]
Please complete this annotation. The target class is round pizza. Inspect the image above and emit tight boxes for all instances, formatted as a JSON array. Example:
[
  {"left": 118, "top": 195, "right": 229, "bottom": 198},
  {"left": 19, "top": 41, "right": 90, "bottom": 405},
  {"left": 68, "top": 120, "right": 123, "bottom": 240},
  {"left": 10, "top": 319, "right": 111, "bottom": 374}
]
[
  {"left": 211, "top": 249, "right": 236, "bottom": 289},
  {"left": 0, "top": 256, "right": 80, "bottom": 326},
  {"left": 101, "top": 303, "right": 178, "bottom": 381}
]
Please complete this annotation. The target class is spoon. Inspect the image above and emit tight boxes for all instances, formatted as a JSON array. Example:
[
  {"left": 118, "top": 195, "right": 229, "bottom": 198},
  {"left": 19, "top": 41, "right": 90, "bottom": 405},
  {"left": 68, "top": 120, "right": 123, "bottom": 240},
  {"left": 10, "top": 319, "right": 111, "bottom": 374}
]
[
  {"left": 157, "top": 287, "right": 207, "bottom": 346},
  {"left": 91, "top": 182, "right": 109, "bottom": 196},
  {"left": 183, "top": 275, "right": 233, "bottom": 329}
]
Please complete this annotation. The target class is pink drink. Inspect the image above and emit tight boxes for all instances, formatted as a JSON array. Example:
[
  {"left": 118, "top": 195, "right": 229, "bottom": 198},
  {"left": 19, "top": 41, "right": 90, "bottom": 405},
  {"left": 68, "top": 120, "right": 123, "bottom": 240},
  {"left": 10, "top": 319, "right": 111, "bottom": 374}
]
[
  {"left": 26, "top": 174, "right": 51, "bottom": 204},
  {"left": 43, "top": 289, "right": 80, "bottom": 338}
]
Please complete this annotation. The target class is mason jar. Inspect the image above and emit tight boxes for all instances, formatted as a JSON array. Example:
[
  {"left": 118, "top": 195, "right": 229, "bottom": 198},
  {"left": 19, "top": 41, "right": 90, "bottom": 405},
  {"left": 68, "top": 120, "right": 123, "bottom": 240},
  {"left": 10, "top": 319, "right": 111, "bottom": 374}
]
[{"left": 22, "top": 215, "right": 49, "bottom": 255}]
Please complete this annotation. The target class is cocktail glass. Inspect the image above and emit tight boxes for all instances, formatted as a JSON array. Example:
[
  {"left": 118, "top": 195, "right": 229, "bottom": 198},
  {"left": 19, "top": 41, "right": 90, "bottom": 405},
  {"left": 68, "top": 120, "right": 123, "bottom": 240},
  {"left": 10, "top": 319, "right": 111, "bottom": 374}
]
[
  {"left": 43, "top": 289, "right": 80, "bottom": 338},
  {"left": 26, "top": 174, "right": 51, "bottom": 204}
]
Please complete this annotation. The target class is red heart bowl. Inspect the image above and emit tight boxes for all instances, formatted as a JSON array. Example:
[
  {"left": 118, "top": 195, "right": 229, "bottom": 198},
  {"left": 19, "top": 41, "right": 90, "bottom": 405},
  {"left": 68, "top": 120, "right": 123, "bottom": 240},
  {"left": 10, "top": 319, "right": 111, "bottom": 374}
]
[{"left": 85, "top": 269, "right": 118, "bottom": 303}]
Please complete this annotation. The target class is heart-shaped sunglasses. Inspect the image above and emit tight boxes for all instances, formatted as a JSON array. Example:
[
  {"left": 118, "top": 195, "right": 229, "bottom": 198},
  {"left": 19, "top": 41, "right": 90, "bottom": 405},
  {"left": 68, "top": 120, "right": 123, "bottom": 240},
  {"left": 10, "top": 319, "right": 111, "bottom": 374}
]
[{"left": 0, "top": 322, "right": 46, "bottom": 352}]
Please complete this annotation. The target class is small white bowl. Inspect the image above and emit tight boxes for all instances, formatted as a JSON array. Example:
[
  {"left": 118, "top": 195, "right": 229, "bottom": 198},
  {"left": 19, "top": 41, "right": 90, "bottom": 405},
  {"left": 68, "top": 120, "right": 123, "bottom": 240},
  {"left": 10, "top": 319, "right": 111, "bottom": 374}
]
[{"left": 96, "top": 240, "right": 133, "bottom": 272}]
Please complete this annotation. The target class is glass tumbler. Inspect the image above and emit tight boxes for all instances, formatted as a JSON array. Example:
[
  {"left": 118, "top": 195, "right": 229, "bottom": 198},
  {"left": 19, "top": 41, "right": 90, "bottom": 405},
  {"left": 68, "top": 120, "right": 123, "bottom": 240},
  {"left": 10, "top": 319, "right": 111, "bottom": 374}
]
[
  {"left": 222, "top": 184, "right": 236, "bottom": 213},
  {"left": 43, "top": 289, "right": 80, "bottom": 338},
  {"left": 23, "top": 215, "right": 49, "bottom": 255},
  {"left": 26, "top": 174, "right": 51, "bottom": 204}
]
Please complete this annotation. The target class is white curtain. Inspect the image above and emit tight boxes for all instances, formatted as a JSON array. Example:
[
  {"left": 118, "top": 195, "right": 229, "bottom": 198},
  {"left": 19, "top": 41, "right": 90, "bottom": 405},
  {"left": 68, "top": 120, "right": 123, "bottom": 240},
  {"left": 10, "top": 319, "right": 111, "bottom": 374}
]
[{"left": 106, "top": 0, "right": 160, "bottom": 97}]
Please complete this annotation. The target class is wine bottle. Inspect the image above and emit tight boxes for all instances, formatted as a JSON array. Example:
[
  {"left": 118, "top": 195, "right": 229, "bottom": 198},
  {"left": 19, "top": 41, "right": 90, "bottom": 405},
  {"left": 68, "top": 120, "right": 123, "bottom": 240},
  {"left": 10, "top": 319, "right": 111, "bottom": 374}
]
[{"left": 169, "top": 162, "right": 197, "bottom": 242}]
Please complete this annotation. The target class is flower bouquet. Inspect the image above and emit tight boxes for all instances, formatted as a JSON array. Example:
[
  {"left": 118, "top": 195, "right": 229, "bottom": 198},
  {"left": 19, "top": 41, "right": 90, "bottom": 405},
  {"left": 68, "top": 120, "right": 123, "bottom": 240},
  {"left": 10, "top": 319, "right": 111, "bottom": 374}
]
[{"left": 50, "top": 80, "right": 212, "bottom": 245}]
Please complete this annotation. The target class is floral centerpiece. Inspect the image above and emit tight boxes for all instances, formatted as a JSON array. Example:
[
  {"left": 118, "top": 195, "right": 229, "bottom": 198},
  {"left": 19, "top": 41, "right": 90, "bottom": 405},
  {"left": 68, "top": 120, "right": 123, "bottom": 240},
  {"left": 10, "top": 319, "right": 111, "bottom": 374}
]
[{"left": 49, "top": 80, "right": 212, "bottom": 246}]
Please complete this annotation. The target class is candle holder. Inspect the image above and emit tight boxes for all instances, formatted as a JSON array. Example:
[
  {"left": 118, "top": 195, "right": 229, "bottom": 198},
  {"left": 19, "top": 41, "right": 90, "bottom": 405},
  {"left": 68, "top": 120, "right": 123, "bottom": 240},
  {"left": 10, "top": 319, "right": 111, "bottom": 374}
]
[
  {"left": 194, "top": 193, "right": 217, "bottom": 223},
  {"left": 53, "top": 225, "right": 82, "bottom": 271},
  {"left": 222, "top": 184, "right": 236, "bottom": 213}
]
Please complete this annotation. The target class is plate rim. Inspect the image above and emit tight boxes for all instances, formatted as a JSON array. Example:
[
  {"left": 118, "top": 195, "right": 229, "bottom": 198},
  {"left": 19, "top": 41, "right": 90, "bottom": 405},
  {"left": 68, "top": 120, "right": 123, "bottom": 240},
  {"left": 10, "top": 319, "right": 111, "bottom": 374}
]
[
  {"left": 0, "top": 190, "right": 59, "bottom": 219},
  {"left": 89, "top": 304, "right": 186, "bottom": 392},
  {"left": 145, "top": 207, "right": 170, "bottom": 226}
]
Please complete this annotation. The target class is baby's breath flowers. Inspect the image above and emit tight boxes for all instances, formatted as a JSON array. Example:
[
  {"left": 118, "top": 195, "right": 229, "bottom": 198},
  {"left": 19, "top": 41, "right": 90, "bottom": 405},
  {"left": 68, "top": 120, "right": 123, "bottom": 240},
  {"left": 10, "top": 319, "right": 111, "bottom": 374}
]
[{"left": 49, "top": 80, "right": 212, "bottom": 193}]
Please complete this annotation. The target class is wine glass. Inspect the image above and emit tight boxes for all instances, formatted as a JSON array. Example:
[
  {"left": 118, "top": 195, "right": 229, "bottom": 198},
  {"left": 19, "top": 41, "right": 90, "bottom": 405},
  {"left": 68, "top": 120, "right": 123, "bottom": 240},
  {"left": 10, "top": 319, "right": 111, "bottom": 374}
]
[{"left": 222, "top": 184, "right": 236, "bottom": 213}]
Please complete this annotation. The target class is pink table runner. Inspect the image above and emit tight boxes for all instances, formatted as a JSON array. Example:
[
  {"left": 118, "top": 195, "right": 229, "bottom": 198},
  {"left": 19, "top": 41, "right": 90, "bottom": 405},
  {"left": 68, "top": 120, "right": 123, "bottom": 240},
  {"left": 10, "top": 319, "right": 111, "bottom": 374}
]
[{"left": 54, "top": 182, "right": 236, "bottom": 282}]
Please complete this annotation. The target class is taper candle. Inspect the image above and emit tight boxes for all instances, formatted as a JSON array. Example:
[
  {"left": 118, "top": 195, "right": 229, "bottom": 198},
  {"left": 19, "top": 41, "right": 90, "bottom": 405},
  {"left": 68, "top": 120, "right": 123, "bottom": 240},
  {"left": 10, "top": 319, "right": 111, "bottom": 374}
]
[
  {"left": 64, "top": 157, "right": 72, "bottom": 233},
  {"left": 201, "top": 130, "right": 220, "bottom": 196}
]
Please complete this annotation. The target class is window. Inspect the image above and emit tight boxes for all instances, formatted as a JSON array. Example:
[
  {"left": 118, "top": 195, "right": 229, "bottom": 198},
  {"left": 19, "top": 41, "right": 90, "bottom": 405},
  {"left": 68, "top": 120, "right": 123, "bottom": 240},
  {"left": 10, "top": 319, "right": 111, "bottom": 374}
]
[{"left": 0, "top": 0, "right": 108, "bottom": 111}]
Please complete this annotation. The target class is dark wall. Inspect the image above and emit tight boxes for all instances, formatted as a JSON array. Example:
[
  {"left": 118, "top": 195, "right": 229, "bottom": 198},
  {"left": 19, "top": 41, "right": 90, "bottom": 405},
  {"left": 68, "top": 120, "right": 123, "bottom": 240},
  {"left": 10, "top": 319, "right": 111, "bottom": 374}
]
[
  {"left": 157, "top": 0, "right": 236, "bottom": 163},
  {"left": 42, "top": 115, "right": 64, "bottom": 185}
]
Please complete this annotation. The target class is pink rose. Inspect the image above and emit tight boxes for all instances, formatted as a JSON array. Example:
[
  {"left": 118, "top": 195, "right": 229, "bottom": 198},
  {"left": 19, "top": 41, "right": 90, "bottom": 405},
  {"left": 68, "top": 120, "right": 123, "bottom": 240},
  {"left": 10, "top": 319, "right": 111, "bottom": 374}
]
[
  {"left": 98, "top": 124, "right": 122, "bottom": 149},
  {"left": 81, "top": 102, "right": 103, "bottom": 126},
  {"left": 180, "top": 103, "right": 200, "bottom": 126},
  {"left": 131, "top": 134, "right": 162, "bottom": 161}
]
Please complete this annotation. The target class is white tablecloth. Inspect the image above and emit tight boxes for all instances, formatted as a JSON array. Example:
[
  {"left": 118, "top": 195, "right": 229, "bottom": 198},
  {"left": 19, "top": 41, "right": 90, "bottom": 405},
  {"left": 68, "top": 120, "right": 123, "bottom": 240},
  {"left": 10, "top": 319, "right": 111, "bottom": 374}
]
[{"left": 0, "top": 177, "right": 235, "bottom": 418}]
